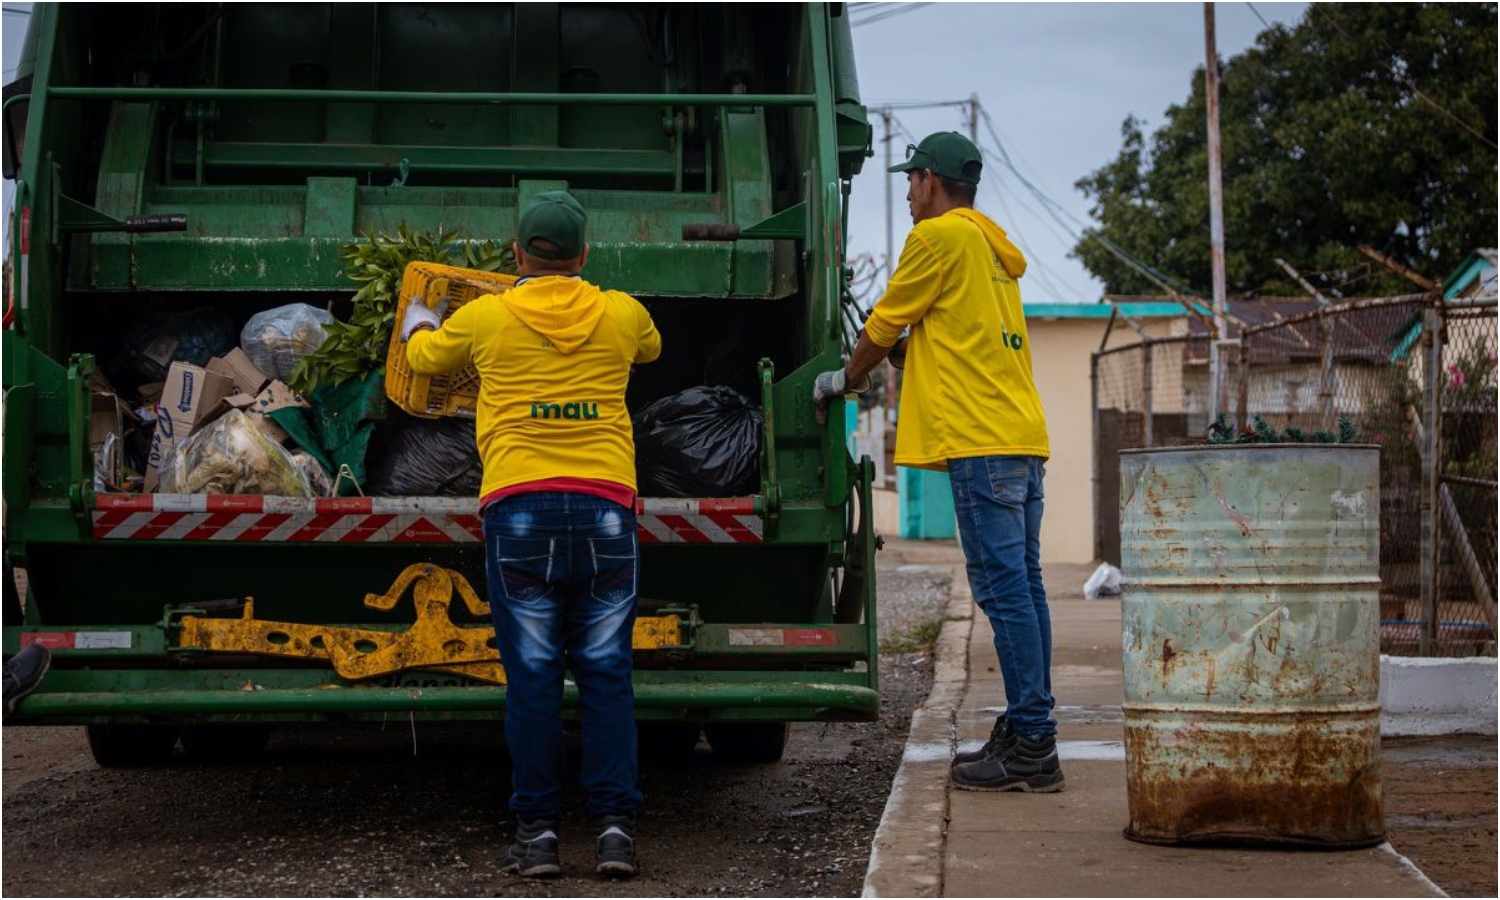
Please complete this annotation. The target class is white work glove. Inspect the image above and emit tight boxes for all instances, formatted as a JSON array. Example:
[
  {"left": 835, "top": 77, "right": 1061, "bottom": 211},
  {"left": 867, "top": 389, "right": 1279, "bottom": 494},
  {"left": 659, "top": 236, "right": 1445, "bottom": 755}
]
[
  {"left": 812, "top": 368, "right": 871, "bottom": 424},
  {"left": 400, "top": 297, "right": 449, "bottom": 342}
]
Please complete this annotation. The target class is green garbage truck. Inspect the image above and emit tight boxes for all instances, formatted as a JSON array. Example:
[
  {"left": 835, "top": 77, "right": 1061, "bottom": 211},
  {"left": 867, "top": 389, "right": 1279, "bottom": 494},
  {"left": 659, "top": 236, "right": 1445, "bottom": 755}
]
[{"left": 2, "top": 2, "right": 879, "bottom": 765}]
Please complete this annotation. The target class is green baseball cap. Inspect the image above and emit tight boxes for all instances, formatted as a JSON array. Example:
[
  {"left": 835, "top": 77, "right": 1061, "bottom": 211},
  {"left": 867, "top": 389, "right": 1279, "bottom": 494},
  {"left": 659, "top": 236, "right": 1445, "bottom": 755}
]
[
  {"left": 518, "top": 190, "right": 588, "bottom": 260},
  {"left": 888, "top": 131, "right": 983, "bottom": 184}
]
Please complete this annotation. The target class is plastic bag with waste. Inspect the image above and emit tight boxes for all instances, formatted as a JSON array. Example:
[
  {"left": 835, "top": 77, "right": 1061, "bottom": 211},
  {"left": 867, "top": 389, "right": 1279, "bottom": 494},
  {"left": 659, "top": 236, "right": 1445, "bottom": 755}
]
[
  {"left": 240, "top": 303, "right": 335, "bottom": 381},
  {"left": 1083, "top": 562, "right": 1122, "bottom": 600},
  {"left": 159, "top": 409, "right": 312, "bottom": 496},
  {"left": 93, "top": 432, "right": 123, "bottom": 494},
  {"left": 632, "top": 385, "right": 762, "bottom": 498},
  {"left": 364, "top": 413, "right": 483, "bottom": 497},
  {"left": 290, "top": 450, "right": 336, "bottom": 498}
]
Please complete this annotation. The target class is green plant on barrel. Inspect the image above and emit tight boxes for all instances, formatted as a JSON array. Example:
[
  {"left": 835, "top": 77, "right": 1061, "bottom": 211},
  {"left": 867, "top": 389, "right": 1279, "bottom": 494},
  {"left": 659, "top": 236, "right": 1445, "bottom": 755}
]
[
  {"left": 288, "top": 225, "right": 516, "bottom": 394},
  {"left": 1206, "top": 413, "right": 1358, "bottom": 445}
]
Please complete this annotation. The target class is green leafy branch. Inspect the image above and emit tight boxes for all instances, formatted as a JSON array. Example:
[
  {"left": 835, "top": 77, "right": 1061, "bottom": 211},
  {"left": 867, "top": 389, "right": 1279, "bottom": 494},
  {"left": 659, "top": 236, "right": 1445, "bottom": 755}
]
[{"left": 288, "top": 225, "right": 515, "bottom": 395}]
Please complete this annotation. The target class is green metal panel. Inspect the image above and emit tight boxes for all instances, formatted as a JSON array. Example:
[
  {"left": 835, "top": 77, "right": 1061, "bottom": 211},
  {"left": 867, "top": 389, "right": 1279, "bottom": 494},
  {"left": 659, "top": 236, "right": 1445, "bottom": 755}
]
[
  {"left": 13, "top": 673, "right": 879, "bottom": 720},
  {"left": 303, "top": 177, "right": 358, "bottom": 237},
  {"left": 510, "top": 3, "right": 561, "bottom": 147},
  {"left": 177, "top": 142, "right": 679, "bottom": 177},
  {"left": 5, "top": 2, "right": 878, "bottom": 723},
  {"left": 49, "top": 86, "right": 820, "bottom": 108},
  {"left": 90, "top": 102, "right": 154, "bottom": 289}
]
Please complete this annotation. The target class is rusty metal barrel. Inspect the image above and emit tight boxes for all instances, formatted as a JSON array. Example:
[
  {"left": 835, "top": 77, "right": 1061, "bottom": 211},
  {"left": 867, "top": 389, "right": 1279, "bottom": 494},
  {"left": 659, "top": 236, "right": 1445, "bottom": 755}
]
[{"left": 1119, "top": 444, "right": 1385, "bottom": 848}]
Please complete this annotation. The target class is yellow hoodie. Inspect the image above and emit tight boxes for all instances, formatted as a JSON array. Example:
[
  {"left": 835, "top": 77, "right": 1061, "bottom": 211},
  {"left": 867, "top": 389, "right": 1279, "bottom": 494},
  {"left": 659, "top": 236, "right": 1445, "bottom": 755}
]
[
  {"left": 406, "top": 275, "right": 662, "bottom": 498},
  {"left": 863, "top": 208, "right": 1049, "bottom": 470}
]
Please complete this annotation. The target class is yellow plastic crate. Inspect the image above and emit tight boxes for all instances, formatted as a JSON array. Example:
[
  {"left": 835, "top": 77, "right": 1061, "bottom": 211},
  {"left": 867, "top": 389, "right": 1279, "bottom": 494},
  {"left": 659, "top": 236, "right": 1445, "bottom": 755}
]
[{"left": 384, "top": 262, "right": 518, "bottom": 419}]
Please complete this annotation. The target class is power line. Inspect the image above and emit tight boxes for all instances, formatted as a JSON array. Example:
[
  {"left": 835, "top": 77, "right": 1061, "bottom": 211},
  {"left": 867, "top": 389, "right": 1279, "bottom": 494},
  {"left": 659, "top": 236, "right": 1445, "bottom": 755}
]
[
  {"left": 989, "top": 172, "right": 1081, "bottom": 274},
  {"left": 2, "top": 5, "right": 30, "bottom": 15},
  {"left": 979, "top": 160, "right": 1082, "bottom": 302},
  {"left": 851, "top": 3, "right": 932, "bottom": 28},
  {"left": 1310, "top": 2, "right": 1496, "bottom": 151},
  {"left": 1246, "top": 2, "right": 1273, "bottom": 31},
  {"left": 867, "top": 99, "right": 970, "bottom": 111},
  {"left": 883, "top": 99, "right": 1091, "bottom": 302},
  {"left": 978, "top": 106, "right": 1215, "bottom": 311}
]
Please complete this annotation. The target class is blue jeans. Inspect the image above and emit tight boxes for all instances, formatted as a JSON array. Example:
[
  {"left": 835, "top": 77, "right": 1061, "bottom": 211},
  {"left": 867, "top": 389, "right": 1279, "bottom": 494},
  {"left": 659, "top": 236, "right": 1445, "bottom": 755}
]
[
  {"left": 948, "top": 456, "right": 1056, "bottom": 740},
  {"left": 483, "top": 492, "right": 643, "bottom": 821}
]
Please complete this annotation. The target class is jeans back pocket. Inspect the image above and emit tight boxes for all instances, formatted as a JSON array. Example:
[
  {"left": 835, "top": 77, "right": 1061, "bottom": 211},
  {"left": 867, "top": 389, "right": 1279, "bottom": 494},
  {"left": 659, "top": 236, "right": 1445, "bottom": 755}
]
[
  {"left": 986, "top": 457, "right": 1029, "bottom": 506},
  {"left": 588, "top": 532, "right": 638, "bottom": 607},
  {"left": 493, "top": 536, "right": 557, "bottom": 604}
]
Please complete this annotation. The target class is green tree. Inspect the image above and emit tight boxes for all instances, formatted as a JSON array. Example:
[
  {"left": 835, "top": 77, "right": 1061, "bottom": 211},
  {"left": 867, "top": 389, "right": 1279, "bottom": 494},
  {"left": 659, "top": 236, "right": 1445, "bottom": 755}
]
[{"left": 1075, "top": 3, "right": 1497, "bottom": 298}]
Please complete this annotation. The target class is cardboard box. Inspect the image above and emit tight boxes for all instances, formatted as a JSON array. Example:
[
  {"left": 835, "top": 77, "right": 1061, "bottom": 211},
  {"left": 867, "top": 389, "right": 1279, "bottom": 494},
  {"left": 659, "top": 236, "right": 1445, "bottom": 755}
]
[
  {"left": 145, "top": 362, "right": 234, "bottom": 491},
  {"left": 220, "top": 379, "right": 309, "bottom": 444},
  {"left": 89, "top": 373, "right": 137, "bottom": 451},
  {"left": 89, "top": 373, "right": 136, "bottom": 490},
  {"left": 207, "top": 348, "right": 270, "bottom": 397}
]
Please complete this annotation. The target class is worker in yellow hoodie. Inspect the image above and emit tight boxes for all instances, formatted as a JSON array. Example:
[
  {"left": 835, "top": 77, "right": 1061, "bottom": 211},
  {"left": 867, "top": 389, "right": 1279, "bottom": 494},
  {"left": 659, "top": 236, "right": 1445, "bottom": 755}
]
[
  {"left": 813, "top": 132, "right": 1062, "bottom": 794},
  {"left": 404, "top": 191, "right": 661, "bottom": 878}
]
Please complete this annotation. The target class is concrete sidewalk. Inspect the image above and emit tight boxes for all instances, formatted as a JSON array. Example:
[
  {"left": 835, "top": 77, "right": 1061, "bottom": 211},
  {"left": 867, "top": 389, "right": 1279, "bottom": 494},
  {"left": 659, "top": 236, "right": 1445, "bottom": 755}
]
[{"left": 863, "top": 542, "right": 1447, "bottom": 898}]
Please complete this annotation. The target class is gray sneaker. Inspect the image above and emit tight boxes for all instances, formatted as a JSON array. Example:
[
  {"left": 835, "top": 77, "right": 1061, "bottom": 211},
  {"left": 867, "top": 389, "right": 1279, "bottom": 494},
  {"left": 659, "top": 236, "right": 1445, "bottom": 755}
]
[
  {"left": 594, "top": 815, "right": 638, "bottom": 878},
  {"left": 500, "top": 819, "right": 561, "bottom": 878},
  {"left": 952, "top": 715, "right": 1014, "bottom": 768},
  {"left": 951, "top": 731, "right": 1064, "bottom": 793},
  {"left": 3, "top": 645, "right": 51, "bottom": 717}
]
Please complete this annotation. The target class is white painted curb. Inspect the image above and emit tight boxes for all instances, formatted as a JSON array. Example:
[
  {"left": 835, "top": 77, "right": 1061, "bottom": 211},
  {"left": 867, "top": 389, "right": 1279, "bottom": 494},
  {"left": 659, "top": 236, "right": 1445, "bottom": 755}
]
[
  {"left": 1381, "top": 655, "right": 1498, "bottom": 737},
  {"left": 862, "top": 564, "right": 971, "bottom": 899}
]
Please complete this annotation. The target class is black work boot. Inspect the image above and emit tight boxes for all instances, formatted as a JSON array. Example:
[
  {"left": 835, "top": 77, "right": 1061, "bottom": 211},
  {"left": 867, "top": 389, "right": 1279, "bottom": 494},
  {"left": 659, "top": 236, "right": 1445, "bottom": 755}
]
[
  {"left": 951, "top": 730, "right": 1065, "bottom": 793},
  {"left": 594, "top": 815, "right": 638, "bottom": 878},
  {"left": 500, "top": 818, "right": 561, "bottom": 878},
  {"left": 952, "top": 715, "right": 1014, "bottom": 768},
  {"left": 3, "top": 644, "right": 51, "bottom": 717}
]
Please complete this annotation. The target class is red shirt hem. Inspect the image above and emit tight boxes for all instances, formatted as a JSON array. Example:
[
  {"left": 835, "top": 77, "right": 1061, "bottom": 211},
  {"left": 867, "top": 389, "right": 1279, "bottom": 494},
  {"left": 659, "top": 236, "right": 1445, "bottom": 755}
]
[{"left": 481, "top": 478, "right": 635, "bottom": 512}]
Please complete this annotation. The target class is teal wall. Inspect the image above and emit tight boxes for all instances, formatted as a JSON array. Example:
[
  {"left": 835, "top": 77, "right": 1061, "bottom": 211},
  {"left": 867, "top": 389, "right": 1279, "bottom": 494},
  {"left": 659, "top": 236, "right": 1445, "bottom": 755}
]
[{"left": 898, "top": 466, "right": 955, "bottom": 539}]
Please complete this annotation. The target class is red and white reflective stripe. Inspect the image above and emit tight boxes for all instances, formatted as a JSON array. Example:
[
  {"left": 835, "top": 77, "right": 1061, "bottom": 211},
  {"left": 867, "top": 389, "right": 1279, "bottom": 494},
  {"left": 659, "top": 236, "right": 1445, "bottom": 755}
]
[
  {"left": 16, "top": 205, "right": 29, "bottom": 321},
  {"left": 634, "top": 497, "right": 762, "bottom": 544},
  {"left": 91, "top": 494, "right": 762, "bottom": 543},
  {"left": 22, "top": 631, "right": 133, "bottom": 650}
]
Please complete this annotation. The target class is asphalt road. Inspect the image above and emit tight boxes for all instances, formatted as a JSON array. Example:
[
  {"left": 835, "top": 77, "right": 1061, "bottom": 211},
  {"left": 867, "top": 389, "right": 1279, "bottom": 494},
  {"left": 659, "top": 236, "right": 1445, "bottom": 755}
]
[{"left": 1, "top": 564, "right": 951, "bottom": 898}]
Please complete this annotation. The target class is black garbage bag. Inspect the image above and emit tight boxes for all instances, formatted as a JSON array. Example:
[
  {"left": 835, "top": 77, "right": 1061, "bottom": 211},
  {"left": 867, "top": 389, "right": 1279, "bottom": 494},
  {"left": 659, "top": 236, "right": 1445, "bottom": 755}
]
[
  {"left": 633, "top": 386, "right": 762, "bottom": 497},
  {"left": 109, "top": 307, "right": 238, "bottom": 393},
  {"left": 365, "top": 414, "right": 483, "bottom": 497}
]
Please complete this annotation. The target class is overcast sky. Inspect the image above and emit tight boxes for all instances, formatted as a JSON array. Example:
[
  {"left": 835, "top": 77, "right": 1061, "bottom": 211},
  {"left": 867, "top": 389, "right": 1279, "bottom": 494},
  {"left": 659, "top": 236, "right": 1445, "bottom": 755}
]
[
  {"left": 844, "top": 1, "right": 1307, "bottom": 305},
  {"left": 1, "top": 2, "right": 1307, "bottom": 300}
]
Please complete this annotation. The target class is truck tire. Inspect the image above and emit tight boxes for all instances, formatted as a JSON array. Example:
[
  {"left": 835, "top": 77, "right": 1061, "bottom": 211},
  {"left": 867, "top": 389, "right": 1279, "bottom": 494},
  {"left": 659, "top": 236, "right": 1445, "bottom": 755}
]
[
  {"left": 3, "top": 559, "right": 22, "bottom": 626},
  {"left": 705, "top": 722, "right": 790, "bottom": 764},
  {"left": 637, "top": 722, "right": 701, "bottom": 762},
  {"left": 181, "top": 723, "right": 273, "bottom": 763},
  {"left": 86, "top": 724, "right": 180, "bottom": 767}
]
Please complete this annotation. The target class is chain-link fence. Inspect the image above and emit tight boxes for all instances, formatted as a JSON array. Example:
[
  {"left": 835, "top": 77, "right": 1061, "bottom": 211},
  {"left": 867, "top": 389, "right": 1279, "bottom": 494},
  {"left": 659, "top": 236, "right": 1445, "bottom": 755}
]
[{"left": 1094, "top": 295, "right": 1497, "bottom": 657}]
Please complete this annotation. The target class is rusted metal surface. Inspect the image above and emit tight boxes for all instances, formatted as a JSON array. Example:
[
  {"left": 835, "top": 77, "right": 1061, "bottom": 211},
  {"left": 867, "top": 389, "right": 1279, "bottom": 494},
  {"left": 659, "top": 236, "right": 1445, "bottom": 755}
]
[
  {"left": 178, "top": 564, "right": 685, "bottom": 687},
  {"left": 1119, "top": 444, "right": 1385, "bottom": 847}
]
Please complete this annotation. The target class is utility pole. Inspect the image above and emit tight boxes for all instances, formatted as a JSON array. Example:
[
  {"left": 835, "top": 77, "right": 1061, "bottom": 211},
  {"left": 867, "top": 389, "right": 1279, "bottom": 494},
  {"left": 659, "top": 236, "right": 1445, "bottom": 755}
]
[
  {"left": 871, "top": 98, "right": 976, "bottom": 489},
  {"left": 882, "top": 107, "right": 893, "bottom": 282},
  {"left": 1204, "top": 3, "right": 1231, "bottom": 422},
  {"left": 880, "top": 106, "right": 897, "bottom": 488}
]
